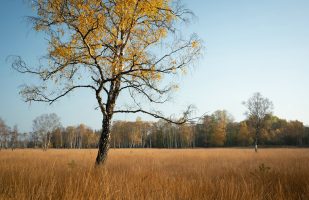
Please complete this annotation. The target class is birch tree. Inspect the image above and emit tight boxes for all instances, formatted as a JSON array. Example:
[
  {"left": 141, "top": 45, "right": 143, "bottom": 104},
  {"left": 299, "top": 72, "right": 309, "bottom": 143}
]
[
  {"left": 243, "top": 92, "right": 273, "bottom": 152},
  {"left": 32, "top": 113, "right": 62, "bottom": 150},
  {"left": 11, "top": 0, "right": 202, "bottom": 164},
  {"left": 0, "top": 118, "right": 9, "bottom": 149}
]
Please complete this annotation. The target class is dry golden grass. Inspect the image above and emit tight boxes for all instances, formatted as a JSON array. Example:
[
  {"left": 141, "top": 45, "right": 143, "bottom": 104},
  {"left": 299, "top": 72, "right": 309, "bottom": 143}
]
[{"left": 0, "top": 148, "right": 309, "bottom": 200}]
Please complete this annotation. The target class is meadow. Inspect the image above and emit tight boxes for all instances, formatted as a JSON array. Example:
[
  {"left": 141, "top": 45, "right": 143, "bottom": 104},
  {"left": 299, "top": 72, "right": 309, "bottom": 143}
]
[{"left": 0, "top": 148, "right": 308, "bottom": 200}]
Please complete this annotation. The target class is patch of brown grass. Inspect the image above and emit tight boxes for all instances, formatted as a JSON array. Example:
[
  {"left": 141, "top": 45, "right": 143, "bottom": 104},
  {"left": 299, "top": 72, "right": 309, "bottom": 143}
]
[{"left": 0, "top": 148, "right": 308, "bottom": 200}]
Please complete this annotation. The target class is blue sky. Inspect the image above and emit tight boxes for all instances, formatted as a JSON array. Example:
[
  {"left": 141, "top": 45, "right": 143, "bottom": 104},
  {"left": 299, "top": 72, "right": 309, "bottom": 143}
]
[{"left": 0, "top": 0, "right": 309, "bottom": 132}]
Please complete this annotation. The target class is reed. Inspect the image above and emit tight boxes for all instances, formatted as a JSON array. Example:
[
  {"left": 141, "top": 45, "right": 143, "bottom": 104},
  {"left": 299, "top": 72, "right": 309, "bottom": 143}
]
[{"left": 0, "top": 148, "right": 308, "bottom": 199}]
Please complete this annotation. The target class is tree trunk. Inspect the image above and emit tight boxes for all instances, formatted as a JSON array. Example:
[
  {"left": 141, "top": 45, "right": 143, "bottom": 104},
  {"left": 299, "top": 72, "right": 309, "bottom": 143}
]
[
  {"left": 255, "top": 127, "right": 259, "bottom": 153},
  {"left": 47, "top": 133, "right": 51, "bottom": 150},
  {"left": 96, "top": 116, "right": 112, "bottom": 165}
]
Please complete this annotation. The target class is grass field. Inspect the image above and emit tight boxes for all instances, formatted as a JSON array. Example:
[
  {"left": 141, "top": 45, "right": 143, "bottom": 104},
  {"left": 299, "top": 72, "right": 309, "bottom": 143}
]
[{"left": 0, "top": 148, "right": 308, "bottom": 200}]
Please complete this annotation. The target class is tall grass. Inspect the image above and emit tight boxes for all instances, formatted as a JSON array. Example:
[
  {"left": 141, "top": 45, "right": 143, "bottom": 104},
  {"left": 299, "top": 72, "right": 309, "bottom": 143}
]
[{"left": 0, "top": 148, "right": 308, "bottom": 199}]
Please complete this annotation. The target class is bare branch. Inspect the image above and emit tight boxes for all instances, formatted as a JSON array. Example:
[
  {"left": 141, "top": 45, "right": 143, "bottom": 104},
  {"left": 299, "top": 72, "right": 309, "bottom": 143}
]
[
  {"left": 114, "top": 105, "right": 196, "bottom": 125},
  {"left": 20, "top": 84, "right": 96, "bottom": 105}
]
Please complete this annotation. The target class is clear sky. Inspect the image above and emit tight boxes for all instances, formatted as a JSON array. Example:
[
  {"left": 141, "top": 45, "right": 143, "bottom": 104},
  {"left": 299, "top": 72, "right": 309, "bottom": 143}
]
[{"left": 0, "top": 0, "right": 309, "bottom": 132}]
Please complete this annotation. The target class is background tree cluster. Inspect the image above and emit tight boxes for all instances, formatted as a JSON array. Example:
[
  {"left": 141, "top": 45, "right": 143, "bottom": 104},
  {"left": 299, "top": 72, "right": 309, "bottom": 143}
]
[
  {"left": 110, "top": 111, "right": 309, "bottom": 148},
  {"left": 0, "top": 115, "right": 99, "bottom": 149},
  {"left": 0, "top": 118, "right": 19, "bottom": 150},
  {"left": 30, "top": 123, "right": 100, "bottom": 149},
  {"left": 1, "top": 111, "right": 309, "bottom": 149}
]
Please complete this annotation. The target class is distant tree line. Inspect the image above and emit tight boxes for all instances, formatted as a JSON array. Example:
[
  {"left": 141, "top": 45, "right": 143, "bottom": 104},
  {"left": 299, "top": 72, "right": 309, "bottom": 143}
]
[
  {"left": 0, "top": 115, "right": 100, "bottom": 150},
  {"left": 110, "top": 111, "right": 309, "bottom": 148},
  {"left": 1, "top": 110, "right": 309, "bottom": 149}
]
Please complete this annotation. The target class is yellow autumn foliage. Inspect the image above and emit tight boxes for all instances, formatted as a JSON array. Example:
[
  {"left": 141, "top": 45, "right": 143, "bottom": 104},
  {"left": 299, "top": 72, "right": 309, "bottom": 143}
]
[{"left": 35, "top": 0, "right": 174, "bottom": 81}]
